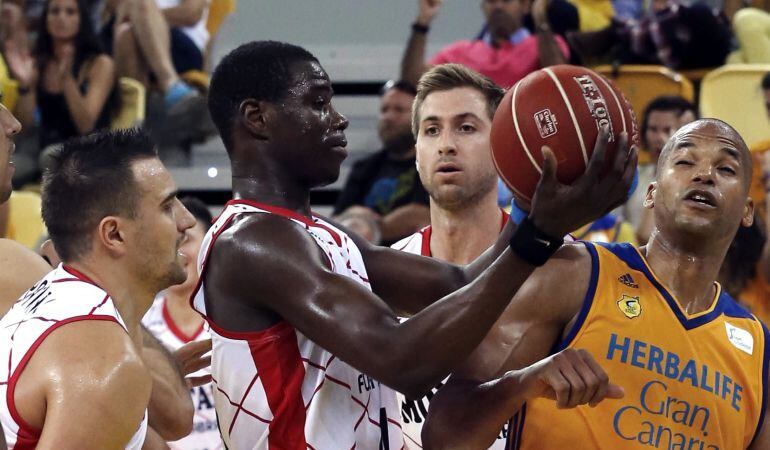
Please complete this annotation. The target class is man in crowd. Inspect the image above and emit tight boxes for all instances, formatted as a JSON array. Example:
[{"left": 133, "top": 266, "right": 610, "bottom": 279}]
[{"left": 334, "top": 80, "right": 429, "bottom": 244}]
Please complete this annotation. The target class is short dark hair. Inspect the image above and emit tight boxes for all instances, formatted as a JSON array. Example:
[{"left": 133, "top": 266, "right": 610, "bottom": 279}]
[
  {"left": 641, "top": 95, "right": 697, "bottom": 148},
  {"left": 180, "top": 196, "right": 212, "bottom": 228},
  {"left": 208, "top": 41, "right": 319, "bottom": 152},
  {"left": 381, "top": 80, "right": 417, "bottom": 97},
  {"left": 412, "top": 64, "right": 505, "bottom": 136},
  {"left": 41, "top": 128, "right": 157, "bottom": 262},
  {"left": 762, "top": 73, "right": 770, "bottom": 91}
]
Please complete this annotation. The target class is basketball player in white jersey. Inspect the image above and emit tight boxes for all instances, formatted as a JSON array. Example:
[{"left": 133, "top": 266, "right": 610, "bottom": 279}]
[
  {"left": 197, "top": 40, "right": 636, "bottom": 449},
  {"left": 143, "top": 196, "right": 223, "bottom": 450},
  {"left": 0, "top": 129, "right": 197, "bottom": 448},
  {"left": 0, "top": 103, "right": 50, "bottom": 316},
  {"left": 391, "top": 64, "right": 513, "bottom": 449}
]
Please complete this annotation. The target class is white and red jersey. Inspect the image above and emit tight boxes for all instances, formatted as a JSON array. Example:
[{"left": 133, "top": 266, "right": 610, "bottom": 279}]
[
  {"left": 142, "top": 296, "right": 223, "bottom": 450},
  {"left": 0, "top": 265, "right": 148, "bottom": 449},
  {"left": 391, "top": 212, "right": 511, "bottom": 450},
  {"left": 191, "top": 199, "right": 403, "bottom": 450}
]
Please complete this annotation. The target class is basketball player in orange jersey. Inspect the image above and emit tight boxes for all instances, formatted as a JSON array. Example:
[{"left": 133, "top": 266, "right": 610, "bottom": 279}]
[
  {"left": 0, "top": 129, "right": 198, "bottom": 448},
  {"left": 196, "top": 40, "right": 635, "bottom": 449},
  {"left": 423, "top": 118, "right": 770, "bottom": 450},
  {"left": 0, "top": 103, "right": 51, "bottom": 315}
]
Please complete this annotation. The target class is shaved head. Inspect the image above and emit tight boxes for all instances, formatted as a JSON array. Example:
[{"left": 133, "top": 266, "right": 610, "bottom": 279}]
[{"left": 658, "top": 118, "right": 752, "bottom": 186}]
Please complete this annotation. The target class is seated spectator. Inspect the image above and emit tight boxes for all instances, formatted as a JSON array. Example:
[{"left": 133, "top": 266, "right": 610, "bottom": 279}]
[
  {"left": 624, "top": 95, "right": 696, "bottom": 243},
  {"left": 728, "top": 7, "right": 770, "bottom": 64},
  {"left": 569, "top": 0, "right": 732, "bottom": 69},
  {"left": 334, "top": 80, "right": 430, "bottom": 245},
  {"left": 720, "top": 212, "right": 769, "bottom": 323},
  {"left": 12, "top": 0, "right": 117, "bottom": 179},
  {"left": 401, "top": 0, "right": 568, "bottom": 88},
  {"left": 102, "top": 0, "right": 208, "bottom": 111}
]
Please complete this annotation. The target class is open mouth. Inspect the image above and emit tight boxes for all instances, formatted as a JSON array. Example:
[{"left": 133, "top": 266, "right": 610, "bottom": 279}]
[
  {"left": 436, "top": 163, "right": 462, "bottom": 174},
  {"left": 683, "top": 190, "right": 717, "bottom": 208}
]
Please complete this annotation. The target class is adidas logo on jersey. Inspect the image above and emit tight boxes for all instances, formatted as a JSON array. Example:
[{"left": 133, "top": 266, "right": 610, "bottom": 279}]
[{"left": 618, "top": 273, "right": 638, "bottom": 289}]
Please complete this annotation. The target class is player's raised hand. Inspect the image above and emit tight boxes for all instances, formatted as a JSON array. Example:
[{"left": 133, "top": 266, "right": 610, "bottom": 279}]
[
  {"left": 417, "top": 0, "right": 443, "bottom": 26},
  {"left": 518, "top": 348, "right": 624, "bottom": 409},
  {"left": 528, "top": 127, "right": 637, "bottom": 238}
]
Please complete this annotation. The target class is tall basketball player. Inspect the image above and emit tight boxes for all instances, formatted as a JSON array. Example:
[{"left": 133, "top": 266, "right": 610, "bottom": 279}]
[
  {"left": 197, "top": 40, "right": 636, "bottom": 449},
  {"left": 0, "top": 103, "right": 50, "bottom": 316},
  {"left": 424, "top": 119, "right": 770, "bottom": 450},
  {"left": 0, "top": 129, "right": 197, "bottom": 448}
]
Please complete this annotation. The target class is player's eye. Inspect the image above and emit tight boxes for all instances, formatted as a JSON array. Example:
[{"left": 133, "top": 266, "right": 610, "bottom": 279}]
[
  {"left": 424, "top": 126, "right": 439, "bottom": 136},
  {"left": 718, "top": 166, "right": 736, "bottom": 175},
  {"left": 459, "top": 124, "right": 476, "bottom": 133},
  {"left": 675, "top": 160, "right": 693, "bottom": 166}
]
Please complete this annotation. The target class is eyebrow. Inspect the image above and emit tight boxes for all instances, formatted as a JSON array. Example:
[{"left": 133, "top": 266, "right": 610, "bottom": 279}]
[
  {"left": 160, "top": 190, "right": 178, "bottom": 205},
  {"left": 309, "top": 81, "right": 334, "bottom": 96},
  {"left": 422, "top": 112, "right": 484, "bottom": 123},
  {"left": 673, "top": 141, "right": 741, "bottom": 162}
]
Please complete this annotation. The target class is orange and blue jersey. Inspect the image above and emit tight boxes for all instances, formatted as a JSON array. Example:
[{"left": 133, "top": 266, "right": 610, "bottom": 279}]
[{"left": 508, "top": 242, "right": 769, "bottom": 450}]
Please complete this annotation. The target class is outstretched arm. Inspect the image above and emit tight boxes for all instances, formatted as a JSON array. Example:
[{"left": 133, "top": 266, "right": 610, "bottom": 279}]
[
  {"left": 423, "top": 243, "right": 623, "bottom": 449},
  {"left": 401, "top": 0, "right": 443, "bottom": 86}
]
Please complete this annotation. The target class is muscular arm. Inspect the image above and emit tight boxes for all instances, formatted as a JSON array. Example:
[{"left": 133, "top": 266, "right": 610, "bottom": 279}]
[
  {"left": 0, "top": 239, "right": 51, "bottom": 315},
  {"left": 62, "top": 55, "right": 115, "bottom": 135},
  {"left": 161, "top": 0, "right": 207, "bottom": 28},
  {"left": 25, "top": 321, "right": 152, "bottom": 449},
  {"left": 423, "top": 244, "right": 616, "bottom": 449},
  {"left": 209, "top": 214, "right": 534, "bottom": 398},
  {"left": 141, "top": 326, "right": 194, "bottom": 440}
]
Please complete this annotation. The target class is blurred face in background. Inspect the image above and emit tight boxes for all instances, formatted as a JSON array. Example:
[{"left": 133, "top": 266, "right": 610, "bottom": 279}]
[
  {"left": 0, "top": 105, "right": 21, "bottom": 203},
  {"left": 645, "top": 109, "right": 695, "bottom": 163},
  {"left": 482, "top": 0, "right": 524, "bottom": 39},
  {"left": 378, "top": 87, "right": 416, "bottom": 155},
  {"left": 46, "top": 0, "right": 80, "bottom": 41}
]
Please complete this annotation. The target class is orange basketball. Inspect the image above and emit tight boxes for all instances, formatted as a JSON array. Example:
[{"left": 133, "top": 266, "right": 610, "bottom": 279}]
[{"left": 490, "top": 65, "right": 637, "bottom": 206}]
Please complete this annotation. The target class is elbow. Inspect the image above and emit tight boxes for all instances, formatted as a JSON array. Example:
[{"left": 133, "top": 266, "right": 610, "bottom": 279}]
[{"left": 152, "top": 396, "right": 194, "bottom": 440}]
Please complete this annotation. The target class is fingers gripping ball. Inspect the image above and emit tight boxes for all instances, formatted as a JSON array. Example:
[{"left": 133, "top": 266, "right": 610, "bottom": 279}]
[{"left": 490, "top": 65, "right": 638, "bottom": 206}]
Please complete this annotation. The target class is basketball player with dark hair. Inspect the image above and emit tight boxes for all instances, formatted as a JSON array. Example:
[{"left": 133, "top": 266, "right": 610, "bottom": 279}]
[
  {"left": 0, "top": 129, "right": 197, "bottom": 448},
  {"left": 197, "top": 40, "right": 636, "bottom": 448},
  {"left": 0, "top": 103, "right": 50, "bottom": 316},
  {"left": 423, "top": 119, "right": 770, "bottom": 450}
]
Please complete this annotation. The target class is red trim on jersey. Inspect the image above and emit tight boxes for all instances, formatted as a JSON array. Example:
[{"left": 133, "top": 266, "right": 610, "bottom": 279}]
[
  {"left": 6, "top": 315, "right": 121, "bottom": 445},
  {"left": 226, "top": 199, "right": 342, "bottom": 247},
  {"left": 247, "top": 323, "right": 307, "bottom": 449},
  {"left": 61, "top": 265, "right": 98, "bottom": 286},
  {"left": 87, "top": 294, "right": 111, "bottom": 315},
  {"left": 420, "top": 209, "right": 509, "bottom": 258},
  {"left": 161, "top": 298, "right": 204, "bottom": 343}
]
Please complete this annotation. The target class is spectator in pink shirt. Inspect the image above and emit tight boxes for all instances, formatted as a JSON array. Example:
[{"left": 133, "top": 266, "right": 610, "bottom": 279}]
[{"left": 401, "top": 0, "right": 569, "bottom": 89}]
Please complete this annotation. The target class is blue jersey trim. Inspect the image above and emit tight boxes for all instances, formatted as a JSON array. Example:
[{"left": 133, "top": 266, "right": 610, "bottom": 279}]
[
  {"left": 752, "top": 321, "right": 770, "bottom": 446},
  {"left": 597, "top": 242, "right": 728, "bottom": 330},
  {"left": 552, "top": 241, "right": 600, "bottom": 353}
]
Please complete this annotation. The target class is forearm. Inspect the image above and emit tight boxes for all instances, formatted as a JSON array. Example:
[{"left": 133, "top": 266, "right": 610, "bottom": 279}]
[
  {"left": 401, "top": 27, "right": 429, "bottom": 87},
  {"left": 380, "top": 204, "right": 429, "bottom": 242},
  {"left": 141, "top": 328, "right": 194, "bottom": 440},
  {"left": 462, "top": 219, "right": 516, "bottom": 279},
  {"left": 387, "top": 249, "right": 534, "bottom": 396},
  {"left": 141, "top": 428, "right": 171, "bottom": 450},
  {"left": 536, "top": 28, "right": 567, "bottom": 67},
  {"left": 423, "top": 374, "right": 524, "bottom": 450},
  {"left": 61, "top": 76, "right": 98, "bottom": 134}
]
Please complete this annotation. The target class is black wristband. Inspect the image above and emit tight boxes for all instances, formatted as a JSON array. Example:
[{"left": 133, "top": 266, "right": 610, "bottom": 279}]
[
  {"left": 412, "top": 22, "right": 430, "bottom": 34},
  {"left": 509, "top": 217, "right": 563, "bottom": 266}
]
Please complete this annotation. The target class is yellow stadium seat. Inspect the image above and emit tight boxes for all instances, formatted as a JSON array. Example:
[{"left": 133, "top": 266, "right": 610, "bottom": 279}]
[
  {"left": 593, "top": 65, "right": 695, "bottom": 122},
  {"left": 111, "top": 77, "right": 146, "bottom": 130},
  {"left": 4, "top": 191, "right": 46, "bottom": 250},
  {"left": 699, "top": 64, "right": 770, "bottom": 148},
  {"left": 0, "top": 54, "right": 20, "bottom": 113}
]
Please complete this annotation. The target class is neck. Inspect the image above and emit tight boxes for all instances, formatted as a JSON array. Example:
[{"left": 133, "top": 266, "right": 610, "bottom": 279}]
[
  {"left": 385, "top": 146, "right": 416, "bottom": 162},
  {"left": 643, "top": 229, "right": 729, "bottom": 314},
  {"left": 165, "top": 286, "right": 203, "bottom": 335},
  {"left": 428, "top": 190, "right": 501, "bottom": 264},
  {"left": 65, "top": 259, "right": 154, "bottom": 346},
  {"left": 231, "top": 154, "right": 312, "bottom": 216},
  {"left": 52, "top": 40, "right": 74, "bottom": 59}
]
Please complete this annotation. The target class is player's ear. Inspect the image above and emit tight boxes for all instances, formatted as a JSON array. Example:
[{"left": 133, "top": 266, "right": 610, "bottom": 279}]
[
  {"left": 643, "top": 182, "right": 656, "bottom": 209},
  {"left": 98, "top": 216, "right": 127, "bottom": 257},
  {"left": 741, "top": 197, "right": 755, "bottom": 228},
  {"left": 239, "top": 99, "right": 270, "bottom": 141}
]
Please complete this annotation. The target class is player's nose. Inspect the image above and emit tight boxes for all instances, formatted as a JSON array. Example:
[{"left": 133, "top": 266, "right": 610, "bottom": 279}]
[{"left": 178, "top": 202, "right": 197, "bottom": 232}]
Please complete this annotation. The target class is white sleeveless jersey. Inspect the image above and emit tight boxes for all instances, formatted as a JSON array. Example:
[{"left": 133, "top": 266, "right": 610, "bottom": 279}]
[
  {"left": 191, "top": 199, "right": 403, "bottom": 450},
  {"left": 391, "top": 225, "right": 509, "bottom": 450},
  {"left": 142, "top": 296, "right": 223, "bottom": 450},
  {"left": 0, "top": 265, "right": 148, "bottom": 449}
]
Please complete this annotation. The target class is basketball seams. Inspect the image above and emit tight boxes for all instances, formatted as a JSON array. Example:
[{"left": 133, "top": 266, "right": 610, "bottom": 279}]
[
  {"left": 543, "top": 67, "right": 589, "bottom": 167},
  {"left": 511, "top": 81, "right": 543, "bottom": 175}
]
